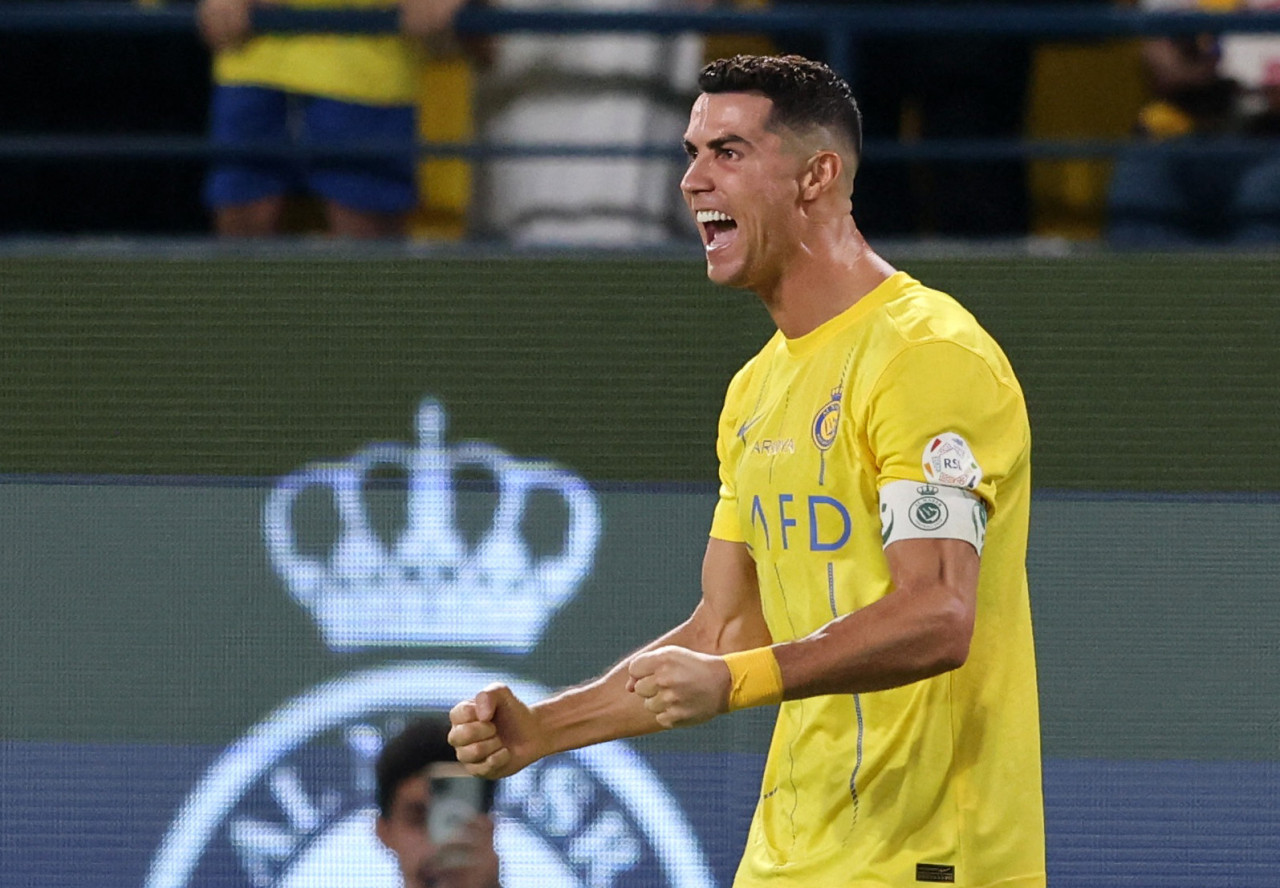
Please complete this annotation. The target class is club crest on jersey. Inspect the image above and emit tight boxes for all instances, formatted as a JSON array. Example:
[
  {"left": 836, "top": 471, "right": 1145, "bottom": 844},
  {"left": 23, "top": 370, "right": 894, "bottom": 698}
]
[
  {"left": 922, "top": 432, "right": 983, "bottom": 489},
  {"left": 811, "top": 386, "right": 843, "bottom": 452}
]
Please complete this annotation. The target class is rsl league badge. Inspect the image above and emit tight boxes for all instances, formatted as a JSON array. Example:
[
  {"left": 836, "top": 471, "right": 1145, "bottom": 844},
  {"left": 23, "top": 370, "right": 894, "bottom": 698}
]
[
  {"left": 146, "top": 399, "right": 713, "bottom": 888},
  {"left": 922, "top": 432, "right": 983, "bottom": 490}
]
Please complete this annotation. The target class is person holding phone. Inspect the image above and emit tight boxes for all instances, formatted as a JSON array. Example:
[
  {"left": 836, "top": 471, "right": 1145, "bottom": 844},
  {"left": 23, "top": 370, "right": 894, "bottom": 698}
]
[{"left": 376, "top": 715, "right": 501, "bottom": 888}]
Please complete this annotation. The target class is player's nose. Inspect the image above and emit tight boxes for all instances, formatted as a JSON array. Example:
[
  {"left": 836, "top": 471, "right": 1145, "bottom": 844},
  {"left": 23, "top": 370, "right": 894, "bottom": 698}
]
[{"left": 681, "top": 156, "right": 713, "bottom": 196}]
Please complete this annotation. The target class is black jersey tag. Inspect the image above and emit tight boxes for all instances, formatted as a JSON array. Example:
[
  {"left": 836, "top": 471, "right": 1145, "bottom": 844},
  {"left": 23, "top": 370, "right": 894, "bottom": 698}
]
[{"left": 916, "top": 862, "right": 956, "bottom": 883}]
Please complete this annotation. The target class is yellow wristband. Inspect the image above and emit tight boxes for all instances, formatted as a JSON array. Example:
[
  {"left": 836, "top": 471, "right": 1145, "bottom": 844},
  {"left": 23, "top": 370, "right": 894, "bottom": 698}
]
[{"left": 723, "top": 646, "right": 784, "bottom": 711}]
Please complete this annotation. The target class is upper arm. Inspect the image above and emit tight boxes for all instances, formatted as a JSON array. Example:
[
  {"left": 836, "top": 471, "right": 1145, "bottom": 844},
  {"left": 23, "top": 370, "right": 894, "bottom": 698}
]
[
  {"left": 683, "top": 537, "right": 771, "bottom": 655},
  {"left": 770, "top": 535, "right": 981, "bottom": 698},
  {"left": 867, "top": 342, "right": 1004, "bottom": 664},
  {"left": 883, "top": 536, "right": 979, "bottom": 665}
]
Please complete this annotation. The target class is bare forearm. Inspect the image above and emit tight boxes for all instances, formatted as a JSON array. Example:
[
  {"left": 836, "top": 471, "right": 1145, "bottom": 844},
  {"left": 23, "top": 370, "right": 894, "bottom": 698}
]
[
  {"left": 531, "top": 621, "right": 704, "bottom": 753},
  {"left": 770, "top": 538, "right": 978, "bottom": 701},
  {"left": 532, "top": 595, "right": 771, "bottom": 753},
  {"left": 773, "top": 588, "right": 971, "bottom": 699},
  {"left": 527, "top": 538, "right": 772, "bottom": 750}
]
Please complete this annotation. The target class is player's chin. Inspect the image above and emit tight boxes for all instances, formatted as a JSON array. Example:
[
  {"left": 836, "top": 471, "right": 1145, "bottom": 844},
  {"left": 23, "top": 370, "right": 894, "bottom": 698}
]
[
  {"left": 705, "top": 261, "right": 752, "bottom": 290},
  {"left": 704, "top": 252, "right": 739, "bottom": 283}
]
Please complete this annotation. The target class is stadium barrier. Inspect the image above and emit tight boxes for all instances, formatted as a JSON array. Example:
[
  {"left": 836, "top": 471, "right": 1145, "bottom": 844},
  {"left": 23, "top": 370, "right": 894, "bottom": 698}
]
[{"left": 0, "top": 3, "right": 1278, "bottom": 164}]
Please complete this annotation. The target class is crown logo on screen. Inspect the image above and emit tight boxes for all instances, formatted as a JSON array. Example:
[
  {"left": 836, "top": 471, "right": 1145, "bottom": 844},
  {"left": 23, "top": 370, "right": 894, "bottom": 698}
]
[{"left": 263, "top": 398, "right": 601, "bottom": 654}]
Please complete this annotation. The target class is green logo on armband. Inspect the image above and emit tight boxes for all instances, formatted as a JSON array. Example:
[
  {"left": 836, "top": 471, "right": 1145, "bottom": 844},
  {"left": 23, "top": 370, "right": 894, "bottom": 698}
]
[{"left": 908, "top": 485, "right": 949, "bottom": 531}]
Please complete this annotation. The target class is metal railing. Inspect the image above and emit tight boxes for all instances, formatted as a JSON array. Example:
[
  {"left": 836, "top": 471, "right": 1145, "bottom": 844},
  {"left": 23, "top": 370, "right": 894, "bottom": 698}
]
[{"left": 0, "top": 4, "right": 1278, "bottom": 166}]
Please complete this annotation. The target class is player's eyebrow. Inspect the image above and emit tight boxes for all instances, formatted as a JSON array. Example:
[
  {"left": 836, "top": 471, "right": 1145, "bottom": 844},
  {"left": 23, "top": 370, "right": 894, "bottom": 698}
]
[{"left": 684, "top": 134, "right": 751, "bottom": 156}]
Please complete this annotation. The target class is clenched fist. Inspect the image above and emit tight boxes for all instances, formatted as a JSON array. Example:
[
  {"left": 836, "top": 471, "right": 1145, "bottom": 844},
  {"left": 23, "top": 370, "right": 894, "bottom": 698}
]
[
  {"left": 626, "top": 645, "right": 732, "bottom": 729},
  {"left": 448, "top": 683, "right": 543, "bottom": 779}
]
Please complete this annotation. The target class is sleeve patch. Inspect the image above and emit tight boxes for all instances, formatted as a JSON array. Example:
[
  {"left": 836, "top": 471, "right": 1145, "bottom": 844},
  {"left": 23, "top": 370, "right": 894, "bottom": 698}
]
[
  {"left": 880, "top": 480, "right": 988, "bottom": 554},
  {"left": 922, "top": 432, "right": 984, "bottom": 490}
]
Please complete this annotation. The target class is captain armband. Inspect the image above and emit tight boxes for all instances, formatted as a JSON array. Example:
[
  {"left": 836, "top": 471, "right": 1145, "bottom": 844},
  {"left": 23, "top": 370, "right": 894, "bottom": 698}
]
[{"left": 878, "top": 479, "right": 988, "bottom": 555}]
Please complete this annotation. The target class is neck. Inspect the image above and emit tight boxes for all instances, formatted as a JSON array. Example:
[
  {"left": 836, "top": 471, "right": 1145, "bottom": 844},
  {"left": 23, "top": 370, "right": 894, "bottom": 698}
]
[{"left": 758, "top": 217, "right": 896, "bottom": 339}]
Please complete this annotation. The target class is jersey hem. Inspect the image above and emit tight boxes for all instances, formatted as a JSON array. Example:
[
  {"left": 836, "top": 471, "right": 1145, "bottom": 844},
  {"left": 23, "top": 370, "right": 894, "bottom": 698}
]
[{"left": 733, "top": 872, "right": 1045, "bottom": 888}]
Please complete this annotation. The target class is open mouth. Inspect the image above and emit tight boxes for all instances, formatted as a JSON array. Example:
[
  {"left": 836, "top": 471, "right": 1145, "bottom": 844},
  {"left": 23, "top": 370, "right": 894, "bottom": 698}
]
[{"left": 695, "top": 209, "right": 738, "bottom": 249}]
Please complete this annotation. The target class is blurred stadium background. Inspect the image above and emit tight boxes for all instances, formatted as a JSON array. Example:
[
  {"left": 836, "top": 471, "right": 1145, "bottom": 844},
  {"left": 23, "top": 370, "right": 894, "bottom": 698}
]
[{"left": 1, "top": 4, "right": 1279, "bottom": 887}]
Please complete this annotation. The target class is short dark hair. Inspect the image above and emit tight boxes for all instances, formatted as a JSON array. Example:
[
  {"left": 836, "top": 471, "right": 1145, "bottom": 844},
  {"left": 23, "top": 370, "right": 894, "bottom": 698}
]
[
  {"left": 698, "top": 54, "right": 862, "bottom": 162},
  {"left": 375, "top": 714, "right": 458, "bottom": 818}
]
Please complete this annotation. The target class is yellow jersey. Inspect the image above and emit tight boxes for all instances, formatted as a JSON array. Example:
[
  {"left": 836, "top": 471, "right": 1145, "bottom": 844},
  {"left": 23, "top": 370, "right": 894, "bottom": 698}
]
[
  {"left": 711, "top": 272, "right": 1045, "bottom": 887},
  {"left": 213, "top": 0, "right": 423, "bottom": 105}
]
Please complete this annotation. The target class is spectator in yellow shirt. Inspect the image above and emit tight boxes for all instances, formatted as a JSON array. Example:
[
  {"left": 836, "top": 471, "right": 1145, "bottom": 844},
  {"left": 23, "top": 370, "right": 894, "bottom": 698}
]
[{"left": 198, "top": 0, "right": 468, "bottom": 237}]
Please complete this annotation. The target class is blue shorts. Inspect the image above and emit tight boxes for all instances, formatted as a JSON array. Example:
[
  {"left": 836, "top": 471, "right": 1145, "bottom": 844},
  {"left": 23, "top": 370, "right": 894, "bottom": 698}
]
[{"left": 204, "top": 84, "right": 418, "bottom": 214}]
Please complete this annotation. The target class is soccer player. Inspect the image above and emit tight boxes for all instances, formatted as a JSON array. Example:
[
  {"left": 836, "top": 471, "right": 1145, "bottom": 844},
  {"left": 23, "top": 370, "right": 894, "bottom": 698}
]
[{"left": 449, "top": 54, "right": 1045, "bottom": 887}]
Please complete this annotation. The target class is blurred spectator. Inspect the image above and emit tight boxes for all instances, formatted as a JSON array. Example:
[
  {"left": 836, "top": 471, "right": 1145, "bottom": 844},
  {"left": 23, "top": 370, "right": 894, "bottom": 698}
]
[
  {"left": 770, "top": 0, "right": 1051, "bottom": 238},
  {"left": 1108, "top": 0, "right": 1280, "bottom": 245},
  {"left": 376, "top": 715, "right": 501, "bottom": 888},
  {"left": 470, "top": 0, "right": 705, "bottom": 245},
  {"left": 197, "top": 0, "right": 469, "bottom": 238}
]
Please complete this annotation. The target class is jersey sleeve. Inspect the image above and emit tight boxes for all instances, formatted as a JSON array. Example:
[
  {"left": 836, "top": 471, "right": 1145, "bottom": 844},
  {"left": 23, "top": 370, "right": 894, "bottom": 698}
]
[
  {"left": 709, "top": 364, "right": 752, "bottom": 543},
  {"left": 866, "top": 340, "right": 1027, "bottom": 515}
]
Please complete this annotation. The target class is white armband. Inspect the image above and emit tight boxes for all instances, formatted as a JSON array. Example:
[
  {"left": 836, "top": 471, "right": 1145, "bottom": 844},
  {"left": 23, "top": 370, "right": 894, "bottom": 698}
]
[{"left": 879, "top": 480, "right": 988, "bottom": 555}]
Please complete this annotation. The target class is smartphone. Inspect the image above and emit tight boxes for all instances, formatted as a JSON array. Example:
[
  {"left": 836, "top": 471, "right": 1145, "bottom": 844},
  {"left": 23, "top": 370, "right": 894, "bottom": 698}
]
[{"left": 426, "top": 761, "right": 495, "bottom": 845}]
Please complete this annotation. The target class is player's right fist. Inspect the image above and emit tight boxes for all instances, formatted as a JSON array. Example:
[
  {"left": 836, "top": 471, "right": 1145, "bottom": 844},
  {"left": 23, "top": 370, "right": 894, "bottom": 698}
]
[{"left": 448, "top": 683, "right": 541, "bottom": 779}]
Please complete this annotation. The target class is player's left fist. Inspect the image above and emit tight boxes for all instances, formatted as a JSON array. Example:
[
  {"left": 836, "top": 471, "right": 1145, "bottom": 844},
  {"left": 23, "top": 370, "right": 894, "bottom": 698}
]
[{"left": 626, "top": 646, "right": 732, "bottom": 729}]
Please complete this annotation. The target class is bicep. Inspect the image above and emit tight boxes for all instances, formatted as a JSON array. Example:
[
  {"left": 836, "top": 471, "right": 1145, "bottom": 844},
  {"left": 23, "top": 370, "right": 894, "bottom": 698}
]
[
  {"left": 883, "top": 537, "right": 979, "bottom": 649},
  {"left": 684, "top": 537, "right": 771, "bottom": 654}
]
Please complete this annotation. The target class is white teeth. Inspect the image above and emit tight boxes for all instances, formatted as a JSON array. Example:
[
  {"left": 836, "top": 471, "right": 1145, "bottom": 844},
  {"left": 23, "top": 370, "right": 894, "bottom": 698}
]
[{"left": 696, "top": 210, "right": 734, "bottom": 224}]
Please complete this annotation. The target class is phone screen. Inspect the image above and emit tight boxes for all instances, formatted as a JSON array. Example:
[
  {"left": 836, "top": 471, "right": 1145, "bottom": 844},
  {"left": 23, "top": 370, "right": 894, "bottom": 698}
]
[{"left": 425, "top": 761, "right": 495, "bottom": 845}]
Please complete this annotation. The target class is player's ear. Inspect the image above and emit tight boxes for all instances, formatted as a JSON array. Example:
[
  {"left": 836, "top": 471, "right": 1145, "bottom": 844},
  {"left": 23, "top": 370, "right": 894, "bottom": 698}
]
[
  {"left": 800, "top": 150, "right": 843, "bottom": 201},
  {"left": 375, "top": 814, "right": 393, "bottom": 850}
]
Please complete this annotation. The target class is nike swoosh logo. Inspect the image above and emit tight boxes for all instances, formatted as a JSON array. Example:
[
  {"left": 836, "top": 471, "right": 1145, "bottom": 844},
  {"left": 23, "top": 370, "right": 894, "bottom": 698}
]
[{"left": 737, "top": 413, "right": 764, "bottom": 442}]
